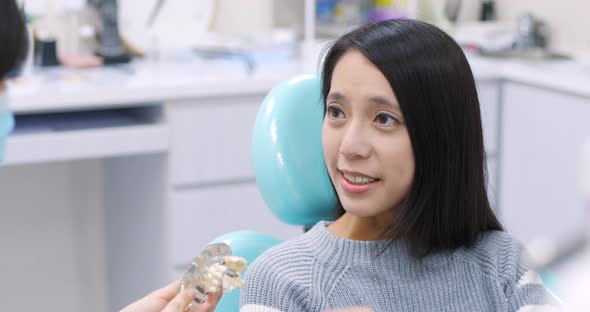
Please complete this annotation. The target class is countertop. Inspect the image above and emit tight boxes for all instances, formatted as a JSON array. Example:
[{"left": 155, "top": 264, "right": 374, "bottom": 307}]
[
  {"left": 466, "top": 53, "right": 590, "bottom": 98},
  {"left": 7, "top": 51, "right": 590, "bottom": 114}
]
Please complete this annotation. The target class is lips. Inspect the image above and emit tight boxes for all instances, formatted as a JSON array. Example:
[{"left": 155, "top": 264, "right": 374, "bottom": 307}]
[
  {"left": 338, "top": 170, "right": 380, "bottom": 193},
  {"left": 342, "top": 172, "right": 377, "bottom": 184},
  {"left": 339, "top": 169, "right": 379, "bottom": 180}
]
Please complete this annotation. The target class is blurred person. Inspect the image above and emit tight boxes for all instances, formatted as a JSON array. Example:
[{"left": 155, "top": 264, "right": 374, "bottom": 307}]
[
  {"left": 0, "top": 1, "right": 218, "bottom": 311},
  {"left": 0, "top": 0, "right": 28, "bottom": 161}
]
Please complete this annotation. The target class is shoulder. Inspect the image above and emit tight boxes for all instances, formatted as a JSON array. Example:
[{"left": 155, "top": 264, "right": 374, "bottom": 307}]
[
  {"left": 247, "top": 229, "right": 317, "bottom": 276},
  {"left": 240, "top": 230, "right": 317, "bottom": 309},
  {"left": 456, "top": 231, "right": 559, "bottom": 308},
  {"left": 456, "top": 230, "right": 526, "bottom": 279}
]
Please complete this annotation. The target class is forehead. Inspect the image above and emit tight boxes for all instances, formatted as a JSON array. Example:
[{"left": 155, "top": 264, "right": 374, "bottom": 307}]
[
  {"left": 330, "top": 50, "right": 393, "bottom": 96},
  {"left": 329, "top": 50, "right": 398, "bottom": 105}
]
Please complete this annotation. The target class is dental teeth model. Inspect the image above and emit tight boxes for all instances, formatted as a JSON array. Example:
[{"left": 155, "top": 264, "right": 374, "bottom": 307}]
[{"left": 178, "top": 243, "right": 247, "bottom": 309}]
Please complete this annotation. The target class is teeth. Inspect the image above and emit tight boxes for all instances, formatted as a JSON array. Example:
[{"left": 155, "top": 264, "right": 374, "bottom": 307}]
[{"left": 344, "top": 173, "right": 376, "bottom": 184}]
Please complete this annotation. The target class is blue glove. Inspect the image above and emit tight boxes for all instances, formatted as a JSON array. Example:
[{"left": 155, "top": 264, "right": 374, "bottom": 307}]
[{"left": 0, "top": 93, "right": 14, "bottom": 162}]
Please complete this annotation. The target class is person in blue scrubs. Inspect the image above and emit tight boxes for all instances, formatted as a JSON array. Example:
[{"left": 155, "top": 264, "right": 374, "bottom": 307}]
[
  {"left": 0, "top": 1, "right": 216, "bottom": 311},
  {"left": 0, "top": 0, "right": 28, "bottom": 162}
]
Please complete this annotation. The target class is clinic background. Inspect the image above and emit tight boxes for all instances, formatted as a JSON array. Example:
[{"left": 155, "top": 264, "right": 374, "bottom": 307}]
[{"left": 1, "top": 0, "right": 589, "bottom": 311}]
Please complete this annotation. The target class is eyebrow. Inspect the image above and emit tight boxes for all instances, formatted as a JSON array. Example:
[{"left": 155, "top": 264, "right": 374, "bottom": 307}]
[{"left": 327, "top": 92, "right": 399, "bottom": 110}]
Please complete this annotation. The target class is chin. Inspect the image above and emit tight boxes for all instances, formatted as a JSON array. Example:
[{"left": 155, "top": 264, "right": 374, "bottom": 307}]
[{"left": 340, "top": 201, "right": 383, "bottom": 218}]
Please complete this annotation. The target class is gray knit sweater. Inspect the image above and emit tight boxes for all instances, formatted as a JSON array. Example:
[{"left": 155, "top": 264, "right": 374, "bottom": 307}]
[{"left": 240, "top": 221, "right": 558, "bottom": 312}]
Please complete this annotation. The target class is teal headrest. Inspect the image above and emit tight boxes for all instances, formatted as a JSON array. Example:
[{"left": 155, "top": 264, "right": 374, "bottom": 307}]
[{"left": 252, "top": 74, "right": 338, "bottom": 227}]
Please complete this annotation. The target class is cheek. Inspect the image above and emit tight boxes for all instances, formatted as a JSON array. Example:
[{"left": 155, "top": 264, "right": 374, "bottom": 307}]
[
  {"left": 321, "top": 123, "right": 338, "bottom": 163},
  {"left": 382, "top": 136, "right": 415, "bottom": 184},
  {"left": 398, "top": 140, "right": 415, "bottom": 187}
]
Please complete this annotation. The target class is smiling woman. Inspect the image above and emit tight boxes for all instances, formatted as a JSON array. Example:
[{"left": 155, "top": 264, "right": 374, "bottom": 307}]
[
  {"left": 319, "top": 19, "right": 499, "bottom": 253},
  {"left": 240, "top": 19, "right": 560, "bottom": 311}
]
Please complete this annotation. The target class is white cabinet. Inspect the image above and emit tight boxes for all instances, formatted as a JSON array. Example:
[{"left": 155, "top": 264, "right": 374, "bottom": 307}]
[
  {"left": 168, "top": 182, "right": 302, "bottom": 269},
  {"left": 487, "top": 157, "right": 498, "bottom": 212},
  {"left": 476, "top": 80, "right": 500, "bottom": 214},
  {"left": 166, "top": 94, "right": 302, "bottom": 277},
  {"left": 477, "top": 80, "right": 500, "bottom": 155},
  {"left": 168, "top": 95, "right": 265, "bottom": 186},
  {"left": 4, "top": 123, "right": 169, "bottom": 165},
  {"left": 499, "top": 83, "right": 590, "bottom": 244}
]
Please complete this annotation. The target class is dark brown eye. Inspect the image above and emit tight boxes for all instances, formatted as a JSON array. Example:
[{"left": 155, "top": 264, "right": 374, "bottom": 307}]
[
  {"left": 375, "top": 113, "right": 397, "bottom": 126},
  {"left": 327, "top": 106, "right": 345, "bottom": 119}
]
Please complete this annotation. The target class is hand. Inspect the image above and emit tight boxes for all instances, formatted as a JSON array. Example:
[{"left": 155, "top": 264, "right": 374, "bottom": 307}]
[{"left": 121, "top": 280, "right": 222, "bottom": 312}]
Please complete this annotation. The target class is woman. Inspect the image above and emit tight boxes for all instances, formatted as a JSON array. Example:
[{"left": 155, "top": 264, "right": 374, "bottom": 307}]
[{"left": 240, "top": 19, "right": 558, "bottom": 311}]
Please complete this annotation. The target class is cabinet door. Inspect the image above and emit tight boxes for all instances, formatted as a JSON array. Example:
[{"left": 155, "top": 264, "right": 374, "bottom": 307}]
[
  {"left": 487, "top": 157, "right": 498, "bottom": 213},
  {"left": 168, "top": 183, "right": 303, "bottom": 268},
  {"left": 476, "top": 80, "right": 500, "bottom": 155},
  {"left": 168, "top": 95, "right": 265, "bottom": 186},
  {"left": 499, "top": 83, "right": 590, "bottom": 244}
]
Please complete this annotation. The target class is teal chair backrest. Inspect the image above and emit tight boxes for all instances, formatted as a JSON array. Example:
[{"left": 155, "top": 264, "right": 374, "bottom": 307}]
[{"left": 211, "top": 74, "right": 338, "bottom": 311}]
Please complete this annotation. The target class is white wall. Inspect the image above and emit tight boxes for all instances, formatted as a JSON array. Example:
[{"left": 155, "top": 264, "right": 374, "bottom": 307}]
[
  {"left": 496, "top": 0, "right": 590, "bottom": 53},
  {"left": 455, "top": 0, "right": 590, "bottom": 54},
  {"left": 211, "top": 0, "right": 274, "bottom": 35}
]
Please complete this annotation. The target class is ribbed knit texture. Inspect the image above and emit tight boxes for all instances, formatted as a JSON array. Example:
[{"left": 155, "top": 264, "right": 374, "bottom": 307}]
[{"left": 240, "top": 221, "right": 558, "bottom": 311}]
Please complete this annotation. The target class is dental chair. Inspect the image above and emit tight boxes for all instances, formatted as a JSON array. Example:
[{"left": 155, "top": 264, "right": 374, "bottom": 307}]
[{"left": 209, "top": 73, "right": 338, "bottom": 311}]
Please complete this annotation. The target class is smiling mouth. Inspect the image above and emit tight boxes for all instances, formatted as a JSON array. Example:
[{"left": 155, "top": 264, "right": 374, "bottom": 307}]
[{"left": 339, "top": 170, "right": 380, "bottom": 185}]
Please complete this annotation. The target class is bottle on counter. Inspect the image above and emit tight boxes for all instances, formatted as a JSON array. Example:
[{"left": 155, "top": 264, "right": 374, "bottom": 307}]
[{"left": 480, "top": 0, "right": 496, "bottom": 21}]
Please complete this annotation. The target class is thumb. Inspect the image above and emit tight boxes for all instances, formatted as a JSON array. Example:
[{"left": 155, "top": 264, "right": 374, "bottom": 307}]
[
  {"left": 191, "top": 289, "right": 223, "bottom": 312},
  {"left": 207, "top": 289, "right": 223, "bottom": 310},
  {"left": 162, "top": 288, "right": 196, "bottom": 312}
]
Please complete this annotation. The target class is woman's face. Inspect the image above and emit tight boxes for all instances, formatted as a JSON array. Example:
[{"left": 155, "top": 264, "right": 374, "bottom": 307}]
[{"left": 322, "top": 50, "right": 415, "bottom": 219}]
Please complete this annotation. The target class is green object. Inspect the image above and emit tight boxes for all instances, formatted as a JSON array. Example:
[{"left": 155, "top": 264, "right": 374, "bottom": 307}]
[
  {"left": 252, "top": 73, "right": 337, "bottom": 228},
  {"left": 210, "top": 231, "right": 284, "bottom": 311},
  {"left": 0, "top": 93, "right": 14, "bottom": 162},
  {"left": 540, "top": 269, "right": 559, "bottom": 297}
]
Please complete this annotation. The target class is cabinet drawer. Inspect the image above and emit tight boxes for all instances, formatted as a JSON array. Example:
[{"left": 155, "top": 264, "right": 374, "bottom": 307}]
[
  {"left": 168, "top": 95, "right": 264, "bottom": 186},
  {"left": 476, "top": 80, "right": 500, "bottom": 155},
  {"left": 486, "top": 157, "right": 498, "bottom": 213},
  {"left": 499, "top": 83, "right": 590, "bottom": 244},
  {"left": 168, "top": 183, "right": 302, "bottom": 267}
]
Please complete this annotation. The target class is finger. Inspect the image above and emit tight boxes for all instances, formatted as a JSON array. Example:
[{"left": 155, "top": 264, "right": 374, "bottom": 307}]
[
  {"left": 151, "top": 280, "right": 182, "bottom": 301},
  {"left": 191, "top": 290, "right": 223, "bottom": 312},
  {"left": 207, "top": 290, "right": 223, "bottom": 310},
  {"left": 162, "top": 288, "right": 196, "bottom": 312}
]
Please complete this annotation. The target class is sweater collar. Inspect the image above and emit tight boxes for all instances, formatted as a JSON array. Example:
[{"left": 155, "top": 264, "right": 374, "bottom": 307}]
[
  {"left": 305, "top": 220, "right": 412, "bottom": 265},
  {"left": 305, "top": 221, "right": 452, "bottom": 268}
]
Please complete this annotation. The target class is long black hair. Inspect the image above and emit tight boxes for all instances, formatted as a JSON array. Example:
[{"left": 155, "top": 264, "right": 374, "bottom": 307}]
[
  {"left": 0, "top": 0, "right": 29, "bottom": 79},
  {"left": 321, "top": 19, "right": 503, "bottom": 257}
]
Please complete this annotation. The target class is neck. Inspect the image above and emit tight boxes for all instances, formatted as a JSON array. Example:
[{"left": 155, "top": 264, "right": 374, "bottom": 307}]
[
  {"left": 327, "top": 212, "right": 394, "bottom": 241},
  {"left": 0, "top": 80, "right": 5, "bottom": 92}
]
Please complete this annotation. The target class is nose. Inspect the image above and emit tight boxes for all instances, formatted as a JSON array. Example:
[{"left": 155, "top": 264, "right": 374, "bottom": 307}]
[{"left": 339, "top": 121, "right": 372, "bottom": 159}]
